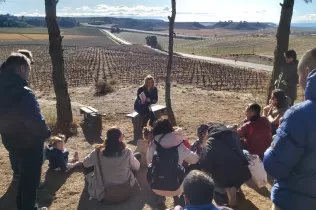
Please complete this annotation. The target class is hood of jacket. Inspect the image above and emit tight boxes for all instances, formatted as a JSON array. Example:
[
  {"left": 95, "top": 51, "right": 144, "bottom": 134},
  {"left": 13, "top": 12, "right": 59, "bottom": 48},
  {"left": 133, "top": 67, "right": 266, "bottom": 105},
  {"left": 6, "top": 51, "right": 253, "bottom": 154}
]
[
  {"left": 207, "top": 123, "right": 239, "bottom": 148},
  {"left": 46, "top": 145, "right": 68, "bottom": 159},
  {"left": 153, "top": 132, "right": 184, "bottom": 149},
  {"left": 0, "top": 70, "right": 28, "bottom": 108},
  {"left": 0, "top": 70, "right": 28, "bottom": 90},
  {"left": 305, "top": 69, "right": 316, "bottom": 100}
]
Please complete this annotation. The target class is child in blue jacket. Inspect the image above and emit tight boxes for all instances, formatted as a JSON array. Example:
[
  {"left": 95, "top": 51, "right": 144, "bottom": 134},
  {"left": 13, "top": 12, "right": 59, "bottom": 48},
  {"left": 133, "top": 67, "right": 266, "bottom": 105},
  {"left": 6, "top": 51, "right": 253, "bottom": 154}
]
[{"left": 46, "top": 134, "right": 82, "bottom": 172}]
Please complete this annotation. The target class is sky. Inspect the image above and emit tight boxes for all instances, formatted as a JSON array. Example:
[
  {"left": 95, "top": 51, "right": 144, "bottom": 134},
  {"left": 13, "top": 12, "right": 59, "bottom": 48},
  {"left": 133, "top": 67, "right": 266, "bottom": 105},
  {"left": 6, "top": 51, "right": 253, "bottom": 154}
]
[{"left": 0, "top": 0, "right": 315, "bottom": 23}]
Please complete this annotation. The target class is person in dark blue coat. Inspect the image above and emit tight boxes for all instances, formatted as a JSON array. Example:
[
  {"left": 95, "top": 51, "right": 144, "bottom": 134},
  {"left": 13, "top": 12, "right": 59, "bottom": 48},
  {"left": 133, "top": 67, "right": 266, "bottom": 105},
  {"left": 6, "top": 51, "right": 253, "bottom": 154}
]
[
  {"left": 1, "top": 49, "right": 35, "bottom": 182},
  {"left": 134, "top": 75, "right": 158, "bottom": 127},
  {"left": 264, "top": 48, "right": 316, "bottom": 210},
  {"left": 0, "top": 53, "right": 51, "bottom": 210}
]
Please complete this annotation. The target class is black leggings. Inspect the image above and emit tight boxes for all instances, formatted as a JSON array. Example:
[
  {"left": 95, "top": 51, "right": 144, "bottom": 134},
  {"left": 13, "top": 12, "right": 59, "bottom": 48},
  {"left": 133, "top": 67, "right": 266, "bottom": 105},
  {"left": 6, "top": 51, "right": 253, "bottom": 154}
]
[{"left": 141, "top": 111, "right": 156, "bottom": 127}]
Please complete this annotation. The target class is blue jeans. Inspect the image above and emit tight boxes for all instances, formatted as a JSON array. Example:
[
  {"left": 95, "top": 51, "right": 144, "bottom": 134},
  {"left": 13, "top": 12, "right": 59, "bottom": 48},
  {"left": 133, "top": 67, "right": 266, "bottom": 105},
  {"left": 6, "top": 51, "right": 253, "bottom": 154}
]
[
  {"left": 9, "top": 151, "right": 20, "bottom": 175},
  {"left": 10, "top": 143, "right": 44, "bottom": 210},
  {"left": 9, "top": 147, "right": 46, "bottom": 176}
]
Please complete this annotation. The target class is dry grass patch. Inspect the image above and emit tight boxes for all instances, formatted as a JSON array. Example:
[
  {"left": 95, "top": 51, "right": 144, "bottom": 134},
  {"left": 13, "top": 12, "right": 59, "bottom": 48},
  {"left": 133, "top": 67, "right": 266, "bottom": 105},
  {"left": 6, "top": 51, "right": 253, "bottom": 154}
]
[
  {"left": 0, "top": 33, "right": 101, "bottom": 41},
  {"left": 0, "top": 85, "right": 275, "bottom": 210}
]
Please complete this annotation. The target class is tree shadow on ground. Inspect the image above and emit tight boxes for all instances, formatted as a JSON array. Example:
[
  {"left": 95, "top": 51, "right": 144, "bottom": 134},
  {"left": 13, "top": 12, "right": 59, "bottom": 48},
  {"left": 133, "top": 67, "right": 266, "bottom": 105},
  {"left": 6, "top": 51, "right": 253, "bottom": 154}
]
[
  {"left": 80, "top": 121, "right": 103, "bottom": 145},
  {"left": 245, "top": 180, "right": 271, "bottom": 198},
  {"left": 214, "top": 189, "right": 259, "bottom": 210},
  {"left": 235, "top": 199, "right": 260, "bottom": 210},
  {"left": 77, "top": 168, "right": 157, "bottom": 210},
  {"left": 0, "top": 182, "right": 17, "bottom": 210},
  {"left": 252, "top": 186, "right": 270, "bottom": 198},
  {"left": 268, "top": 174, "right": 275, "bottom": 186},
  {"left": 37, "top": 167, "right": 83, "bottom": 208}
]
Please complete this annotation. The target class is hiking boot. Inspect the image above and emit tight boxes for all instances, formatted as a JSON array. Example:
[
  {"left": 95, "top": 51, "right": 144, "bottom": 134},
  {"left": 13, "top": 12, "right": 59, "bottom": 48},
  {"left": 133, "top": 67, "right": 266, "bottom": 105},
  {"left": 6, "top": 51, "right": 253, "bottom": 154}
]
[
  {"left": 38, "top": 181, "right": 45, "bottom": 189},
  {"left": 155, "top": 194, "right": 166, "bottom": 205},
  {"left": 73, "top": 152, "right": 79, "bottom": 162},
  {"left": 225, "top": 187, "right": 237, "bottom": 207},
  {"left": 12, "top": 174, "right": 20, "bottom": 182},
  {"left": 173, "top": 195, "right": 185, "bottom": 207}
]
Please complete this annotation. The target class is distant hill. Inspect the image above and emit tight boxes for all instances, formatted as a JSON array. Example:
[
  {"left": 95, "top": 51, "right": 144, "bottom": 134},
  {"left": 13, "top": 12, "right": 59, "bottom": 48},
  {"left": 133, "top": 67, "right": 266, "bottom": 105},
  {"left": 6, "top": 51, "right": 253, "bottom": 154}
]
[
  {"left": 84, "top": 17, "right": 206, "bottom": 31},
  {"left": 0, "top": 14, "right": 80, "bottom": 28},
  {"left": 209, "top": 21, "right": 271, "bottom": 30}
]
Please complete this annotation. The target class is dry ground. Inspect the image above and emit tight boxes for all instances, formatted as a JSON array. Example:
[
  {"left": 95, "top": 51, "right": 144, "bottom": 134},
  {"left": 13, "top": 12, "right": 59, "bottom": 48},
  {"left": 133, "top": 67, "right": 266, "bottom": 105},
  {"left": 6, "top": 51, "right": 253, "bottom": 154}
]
[
  {"left": 0, "top": 27, "right": 116, "bottom": 46},
  {"left": 0, "top": 84, "right": 273, "bottom": 210}
]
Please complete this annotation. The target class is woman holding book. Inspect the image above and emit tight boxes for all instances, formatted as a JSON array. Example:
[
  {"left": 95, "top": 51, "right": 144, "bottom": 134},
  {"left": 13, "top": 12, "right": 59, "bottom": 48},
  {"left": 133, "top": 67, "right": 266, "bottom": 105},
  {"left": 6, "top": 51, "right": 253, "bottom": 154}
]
[{"left": 134, "top": 75, "right": 158, "bottom": 127}]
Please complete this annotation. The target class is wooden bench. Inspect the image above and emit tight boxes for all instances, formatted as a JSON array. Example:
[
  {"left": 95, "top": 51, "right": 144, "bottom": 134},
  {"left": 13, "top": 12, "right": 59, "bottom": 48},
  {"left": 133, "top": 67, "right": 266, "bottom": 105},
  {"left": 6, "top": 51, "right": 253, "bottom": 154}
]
[
  {"left": 80, "top": 106, "right": 106, "bottom": 130},
  {"left": 126, "top": 104, "right": 167, "bottom": 142},
  {"left": 80, "top": 106, "right": 106, "bottom": 142},
  {"left": 80, "top": 106, "right": 100, "bottom": 120}
]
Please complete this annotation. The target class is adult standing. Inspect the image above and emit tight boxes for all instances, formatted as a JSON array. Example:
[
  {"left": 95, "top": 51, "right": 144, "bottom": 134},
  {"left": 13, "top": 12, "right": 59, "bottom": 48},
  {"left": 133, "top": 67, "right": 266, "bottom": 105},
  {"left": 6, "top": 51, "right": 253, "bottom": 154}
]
[
  {"left": 264, "top": 48, "right": 316, "bottom": 210},
  {"left": 3, "top": 49, "right": 35, "bottom": 182},
  {"left": 0, "top": 53, "right": 51, "bottom": 210},
  {"left": 275, "top": 49, "right": 299, "bottom": 106},
  {"left": 134, "top": 75, "right": 158, "bottom": 127}
]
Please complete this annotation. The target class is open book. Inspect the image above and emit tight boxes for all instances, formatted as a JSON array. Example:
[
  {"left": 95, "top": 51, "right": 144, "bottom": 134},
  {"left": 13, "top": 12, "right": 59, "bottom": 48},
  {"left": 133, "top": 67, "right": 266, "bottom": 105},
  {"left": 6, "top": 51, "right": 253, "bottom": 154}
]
[{"left": 139, "top": 91, "right": 146, "bottom": 102}]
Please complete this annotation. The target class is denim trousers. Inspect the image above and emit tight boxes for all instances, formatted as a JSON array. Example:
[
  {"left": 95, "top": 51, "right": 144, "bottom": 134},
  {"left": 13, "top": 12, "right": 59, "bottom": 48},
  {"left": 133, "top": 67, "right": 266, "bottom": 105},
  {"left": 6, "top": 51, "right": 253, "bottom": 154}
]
[{"left": 10, "top": 143, "right": 44, "bottom": 210}]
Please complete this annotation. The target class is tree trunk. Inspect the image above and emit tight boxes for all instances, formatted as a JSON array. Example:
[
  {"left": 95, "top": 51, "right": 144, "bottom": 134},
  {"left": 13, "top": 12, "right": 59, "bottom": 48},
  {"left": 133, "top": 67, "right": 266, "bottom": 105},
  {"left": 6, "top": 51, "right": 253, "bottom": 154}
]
[
  {"left": 45, "top": 0, "right": 73, "bottom": 134},
  {"left": 165, "top": 0, "right": 177, "bottom": 126},
  {"left": 266, "top": 0, "right": 294, "bottom": 104}
]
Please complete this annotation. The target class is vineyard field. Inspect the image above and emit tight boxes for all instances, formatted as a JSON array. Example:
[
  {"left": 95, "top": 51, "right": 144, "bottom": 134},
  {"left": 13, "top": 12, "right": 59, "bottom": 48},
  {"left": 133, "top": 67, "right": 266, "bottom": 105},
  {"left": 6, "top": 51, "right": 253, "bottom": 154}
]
[{"left": 0, "top": 44, "right": 269, "bottom": 93}]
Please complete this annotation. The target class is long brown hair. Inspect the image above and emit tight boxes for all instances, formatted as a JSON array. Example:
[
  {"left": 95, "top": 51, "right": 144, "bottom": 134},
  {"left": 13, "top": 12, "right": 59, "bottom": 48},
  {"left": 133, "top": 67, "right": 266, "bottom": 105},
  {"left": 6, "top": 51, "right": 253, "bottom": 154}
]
[
  {"left": 95, "top": 127, "right": 126, "bottom": 157},
  {"left": 142, "top": 75, "right": 155, "bottom": 91}
]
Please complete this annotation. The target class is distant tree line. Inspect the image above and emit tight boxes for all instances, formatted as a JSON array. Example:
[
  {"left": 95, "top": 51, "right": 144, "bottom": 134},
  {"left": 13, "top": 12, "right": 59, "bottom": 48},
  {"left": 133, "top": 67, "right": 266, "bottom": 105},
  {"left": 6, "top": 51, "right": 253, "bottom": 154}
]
[
  {"left": 0, "top": 14, "right": 80, "bottom": 28},
  {"left": 211, "top": 20, "right": 269, "bottom": 30}
]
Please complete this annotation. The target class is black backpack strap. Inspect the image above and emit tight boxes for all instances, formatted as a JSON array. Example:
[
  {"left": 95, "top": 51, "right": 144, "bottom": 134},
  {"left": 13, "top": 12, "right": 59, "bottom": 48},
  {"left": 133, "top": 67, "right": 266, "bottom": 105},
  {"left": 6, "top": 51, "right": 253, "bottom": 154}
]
[
  {"left": 153, "top": 133, "right": 166, "bottom": 148},
  {"left": 153, "top": 140, "right": 162, "bottom": 148},
  {"left": 173, "top": 141, "right": 184, "bottom": 149}
]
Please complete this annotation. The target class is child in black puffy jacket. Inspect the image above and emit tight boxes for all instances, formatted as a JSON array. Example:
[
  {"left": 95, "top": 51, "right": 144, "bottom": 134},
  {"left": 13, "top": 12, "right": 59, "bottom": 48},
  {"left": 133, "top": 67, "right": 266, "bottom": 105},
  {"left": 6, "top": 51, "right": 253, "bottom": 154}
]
[{"left": 46, "top": 134, "right": 82, "bottom": 172}]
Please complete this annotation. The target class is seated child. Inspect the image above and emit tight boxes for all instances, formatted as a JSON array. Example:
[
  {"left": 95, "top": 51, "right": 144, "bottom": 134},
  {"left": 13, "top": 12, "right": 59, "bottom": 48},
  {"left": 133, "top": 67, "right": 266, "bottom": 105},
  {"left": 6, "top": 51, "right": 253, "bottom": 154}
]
[
  {"left": 143, "top": 127, "right": 153, "bottom": 143},
  {"left": 46, "top": 134, "right": 82, "bottom": 172},
  {"left": 170, "top": 170, "right": 233, "bottom": 210},
  {"left": 135, "top": 127, "right": 151, "bottom": 168},
  {"left": 190, "top": 124, "right": 209, "bottom": 156}
]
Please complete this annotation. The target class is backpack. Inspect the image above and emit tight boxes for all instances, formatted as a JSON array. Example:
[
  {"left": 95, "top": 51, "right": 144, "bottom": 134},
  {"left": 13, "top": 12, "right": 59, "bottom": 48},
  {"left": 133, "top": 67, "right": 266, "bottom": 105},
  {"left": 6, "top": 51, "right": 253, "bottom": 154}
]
[{"left": 147, "top": 135, "right": 185, "bottom": 191}]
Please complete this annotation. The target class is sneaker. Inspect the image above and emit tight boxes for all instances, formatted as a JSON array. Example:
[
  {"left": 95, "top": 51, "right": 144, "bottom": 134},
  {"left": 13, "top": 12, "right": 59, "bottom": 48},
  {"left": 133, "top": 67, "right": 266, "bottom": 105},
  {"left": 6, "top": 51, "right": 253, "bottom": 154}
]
[
  {"left": 225, "top": 187, "right": 237, "bottom": 207},
  {"left": 12, "top": 174, "right": 20, "bottom": 182},
  {"left": 38, "top": 207, "right": 48, "bottom": 210}
]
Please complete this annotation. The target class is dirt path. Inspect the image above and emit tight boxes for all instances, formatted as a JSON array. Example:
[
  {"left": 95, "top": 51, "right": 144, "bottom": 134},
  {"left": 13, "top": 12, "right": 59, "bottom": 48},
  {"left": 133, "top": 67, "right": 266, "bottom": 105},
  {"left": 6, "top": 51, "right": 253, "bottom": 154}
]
[{"left": 100, "top": 29, "right": 273, "bottom": 72}]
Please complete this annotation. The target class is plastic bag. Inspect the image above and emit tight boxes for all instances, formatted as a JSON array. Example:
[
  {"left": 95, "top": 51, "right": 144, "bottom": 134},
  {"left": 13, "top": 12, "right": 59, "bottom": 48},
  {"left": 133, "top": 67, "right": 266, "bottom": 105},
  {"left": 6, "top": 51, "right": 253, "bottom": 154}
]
[{"left": 244, "top": 151, "right": 267, "bottom": 188}]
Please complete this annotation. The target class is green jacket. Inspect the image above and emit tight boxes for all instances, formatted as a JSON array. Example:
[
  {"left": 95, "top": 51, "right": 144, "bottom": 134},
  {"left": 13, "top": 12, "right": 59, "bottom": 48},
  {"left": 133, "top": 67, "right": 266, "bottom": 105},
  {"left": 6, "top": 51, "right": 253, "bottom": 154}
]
[{"left": 275, "top": 61, "right": 298, "bottom": 102}]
